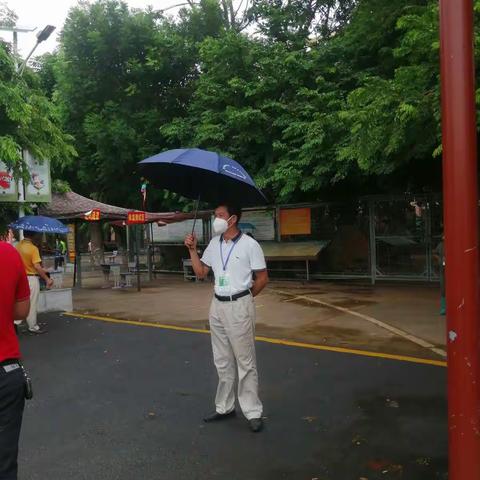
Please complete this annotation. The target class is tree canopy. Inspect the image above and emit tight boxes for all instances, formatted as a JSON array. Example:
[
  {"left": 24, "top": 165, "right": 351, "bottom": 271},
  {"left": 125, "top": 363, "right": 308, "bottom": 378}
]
[
  {"left": 28, "top": 0, "right": 479, "bottom": 208},
  {"left": 0, "top": 41, "right": 75, "bottom": 182}
]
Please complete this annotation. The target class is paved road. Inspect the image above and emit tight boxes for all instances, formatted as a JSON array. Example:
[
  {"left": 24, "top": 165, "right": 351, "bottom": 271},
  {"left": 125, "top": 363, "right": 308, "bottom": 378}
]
[{"left": 17, "top": 313, "right": 447, "bottom": 480}]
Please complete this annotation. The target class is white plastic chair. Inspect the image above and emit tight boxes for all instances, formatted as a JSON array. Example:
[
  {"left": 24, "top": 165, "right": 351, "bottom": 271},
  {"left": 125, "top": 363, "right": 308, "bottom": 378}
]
[
  {"left": 50, "top": 272, "right": 63, "bottom": 289},
  {"left": 111, "top": 265, "right": 121, "bottom": 289}
]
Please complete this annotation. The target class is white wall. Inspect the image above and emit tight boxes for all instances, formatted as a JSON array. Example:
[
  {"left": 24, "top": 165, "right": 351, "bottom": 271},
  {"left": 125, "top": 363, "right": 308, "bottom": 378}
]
[{"left": 151, "top": 219, "right": 204, "bottom": 243}]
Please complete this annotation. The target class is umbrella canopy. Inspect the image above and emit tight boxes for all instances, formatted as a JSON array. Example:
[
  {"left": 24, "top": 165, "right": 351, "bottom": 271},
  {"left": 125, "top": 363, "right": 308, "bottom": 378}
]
[
  {"left": 9, "top": 215, "right": 69, "bottom": 234},
  {"left": 139, "top": 148, "right": 267, "bottom": 207}
]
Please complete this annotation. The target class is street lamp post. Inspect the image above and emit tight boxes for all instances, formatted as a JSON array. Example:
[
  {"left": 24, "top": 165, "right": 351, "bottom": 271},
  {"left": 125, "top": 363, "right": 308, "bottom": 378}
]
[{"left": 18, "top": 25, "right": 55, "bottom": 76}]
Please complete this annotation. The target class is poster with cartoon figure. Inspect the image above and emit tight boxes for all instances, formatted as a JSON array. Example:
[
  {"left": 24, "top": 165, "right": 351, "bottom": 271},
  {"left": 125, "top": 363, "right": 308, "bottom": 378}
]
[
  {"left": 0, "top": 161, "right": 18, "bottom": 202},
  {"left": 24, "top": 151, "right": 51, "bottom": 203}
]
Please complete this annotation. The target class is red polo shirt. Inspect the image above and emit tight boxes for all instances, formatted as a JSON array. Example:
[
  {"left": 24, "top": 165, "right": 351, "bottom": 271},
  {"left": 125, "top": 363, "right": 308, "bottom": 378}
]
[{"left": 0, "top": 241, "right": 30, "bottom": 362}]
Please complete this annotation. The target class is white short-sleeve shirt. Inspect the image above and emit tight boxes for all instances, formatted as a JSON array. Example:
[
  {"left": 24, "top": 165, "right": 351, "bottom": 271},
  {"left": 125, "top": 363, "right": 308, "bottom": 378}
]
[{"left": 201, "top": 232, "right": 267, "bottom": 296}]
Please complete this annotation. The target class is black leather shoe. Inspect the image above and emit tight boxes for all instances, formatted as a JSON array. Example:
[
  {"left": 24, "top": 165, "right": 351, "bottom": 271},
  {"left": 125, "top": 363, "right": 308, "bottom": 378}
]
[
  {"left": 203, "top": 410, "right": 236, "bottom": 423},
  {"left": 248, "top": 418, "right": 263, "bottom": 432}
]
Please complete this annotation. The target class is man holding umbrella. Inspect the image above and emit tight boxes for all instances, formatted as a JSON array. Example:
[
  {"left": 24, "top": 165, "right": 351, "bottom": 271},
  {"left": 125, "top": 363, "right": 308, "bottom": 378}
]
[
  {"left": 140, "top": 148, "right": 270, "bottom": 432},
  {"left": 185, "top": 203, "right": 269, "bottom": 432}
]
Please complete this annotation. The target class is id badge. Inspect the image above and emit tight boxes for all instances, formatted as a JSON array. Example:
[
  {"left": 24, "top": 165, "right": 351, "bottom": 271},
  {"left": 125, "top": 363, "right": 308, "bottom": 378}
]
[{"left": 217, "top": 272, "right": 231, "bottom": 295}]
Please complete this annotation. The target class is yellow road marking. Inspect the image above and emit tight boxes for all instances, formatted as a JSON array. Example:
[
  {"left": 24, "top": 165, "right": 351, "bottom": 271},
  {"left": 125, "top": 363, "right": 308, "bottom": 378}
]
[
  {"left": 274, "top": 290, "right": 447, "bottom": 359},
  {"left": 63, "top": 312, "right": 447, "bottom": 368},
  {"left": 64, "top": 312, "right": 209, "bottom": 334}
]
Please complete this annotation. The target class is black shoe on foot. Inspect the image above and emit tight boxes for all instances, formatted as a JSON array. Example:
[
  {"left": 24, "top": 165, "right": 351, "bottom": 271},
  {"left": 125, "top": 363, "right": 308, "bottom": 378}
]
[
  {"left": 248, "top": 418, "right": 263, "bottom": 432},
  {"left": 203, "top": 410, "right": 236, "bottom": 423}
]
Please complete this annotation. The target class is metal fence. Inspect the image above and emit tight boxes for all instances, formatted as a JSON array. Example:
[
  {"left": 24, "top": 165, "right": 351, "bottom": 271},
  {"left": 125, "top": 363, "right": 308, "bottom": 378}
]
[
  {"left": 275, "top": 194, "right": 443, "bottom": 283},
  {"left": 145, "top": 194, "right": 443, "bottom": 284}
]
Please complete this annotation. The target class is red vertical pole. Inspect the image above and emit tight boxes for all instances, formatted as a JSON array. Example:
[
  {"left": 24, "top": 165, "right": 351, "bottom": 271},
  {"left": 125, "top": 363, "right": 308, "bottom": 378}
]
[{"left": 439, "top": 0, "right": 480, "bottom": 478}]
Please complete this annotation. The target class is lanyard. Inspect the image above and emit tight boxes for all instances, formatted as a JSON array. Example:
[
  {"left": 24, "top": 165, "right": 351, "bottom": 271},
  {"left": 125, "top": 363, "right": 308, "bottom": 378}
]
[{"left": 220, "top": 233, "right": 242, "bottom": 271}]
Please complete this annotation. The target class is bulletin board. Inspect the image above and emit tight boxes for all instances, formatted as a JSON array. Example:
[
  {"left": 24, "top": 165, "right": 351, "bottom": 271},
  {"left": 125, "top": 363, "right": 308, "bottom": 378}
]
[{"left": 280, "top": 208, "right": 311, "bottom": 235}]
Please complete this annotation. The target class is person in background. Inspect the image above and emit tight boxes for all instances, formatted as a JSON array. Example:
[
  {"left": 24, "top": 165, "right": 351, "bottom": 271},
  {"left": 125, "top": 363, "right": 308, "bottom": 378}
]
[
  {"left": 16, "top": 231, "right": 53, "bottom": 334},
  {"left": 60, "top": 238, "right": 67, "bottom": 261},
  {"left": 0, "top": 229, "right": 16, "bottom": 245},
  {"left": 54, "top": 237, "right": 67, "bottom": 270},
  {"left": 0, "top": 240, "right": 30, "bottom": 479}
]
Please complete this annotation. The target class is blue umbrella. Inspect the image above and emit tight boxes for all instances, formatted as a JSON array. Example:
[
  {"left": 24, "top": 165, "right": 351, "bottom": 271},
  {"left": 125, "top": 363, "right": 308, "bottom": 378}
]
[
  {"left": 9, "top": 215, "right": 69, "bottom": 234},
  {"left": 138, "top": 148, "right": 267, "bottom": 207}
]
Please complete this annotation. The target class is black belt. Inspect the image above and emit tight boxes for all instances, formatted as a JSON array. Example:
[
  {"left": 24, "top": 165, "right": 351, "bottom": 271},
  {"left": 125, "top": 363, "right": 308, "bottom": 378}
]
[
  {"left": 215, "top": 290, "right": 251, "bottom": 302},
  {"left": 0, "top": 358, "right": 20, "bottom": 367},
  {"left": 27, "top": 274, "right": 38, "bottom": 277}
]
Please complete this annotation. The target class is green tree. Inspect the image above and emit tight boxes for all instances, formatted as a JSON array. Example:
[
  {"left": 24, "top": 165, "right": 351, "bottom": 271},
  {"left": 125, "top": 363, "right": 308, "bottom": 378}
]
[
  {"left": 176, "top": 0, "right": 251, "bottom": 31},
  {"left": 336, "top": 0, "right": 441, "bottom": 185},
  {"left": 161, "top": 0, "right": 448, "bottom": 201},
  {"left": 0, "top": 1, "right": 17, "bottom": 27},
  {"left": 50, "top": 0, "right": 471, "bottom": 207},
  {"left": 0, "top": 42, "right": 75, "bottom": 181},
  {"left": 0, "top": 30, "right": 75, "bottom": 233},
  {"left": 54, "top": 0, "right": 204, "bottom": 208},
  {"left": 249, "top": 0, "right": 357, "bottom": 45}
]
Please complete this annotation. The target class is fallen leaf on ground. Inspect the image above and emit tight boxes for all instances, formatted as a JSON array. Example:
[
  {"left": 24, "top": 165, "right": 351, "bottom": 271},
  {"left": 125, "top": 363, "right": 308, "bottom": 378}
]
[{"left": 352, "top": 434, "right": 363, "bottom": 446}]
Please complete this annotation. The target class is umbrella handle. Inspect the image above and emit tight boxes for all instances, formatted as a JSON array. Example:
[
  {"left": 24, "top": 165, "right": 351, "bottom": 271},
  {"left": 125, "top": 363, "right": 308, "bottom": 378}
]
[{"left": 191, "top": 194, "right": 201, "bottom": 236}]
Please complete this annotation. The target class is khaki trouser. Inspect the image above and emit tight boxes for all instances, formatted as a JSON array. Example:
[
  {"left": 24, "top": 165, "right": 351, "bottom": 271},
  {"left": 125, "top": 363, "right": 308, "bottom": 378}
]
[
  {"left": 209, "top": 294, "right": 263, "bottom": 420},
  {"left": 26, "top": 276, "right": 40, "bottom": 331}
]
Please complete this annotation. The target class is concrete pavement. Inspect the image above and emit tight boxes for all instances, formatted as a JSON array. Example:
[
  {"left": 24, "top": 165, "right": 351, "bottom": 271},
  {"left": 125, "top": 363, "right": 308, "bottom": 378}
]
[{"left": 72, "top": 276, "right": 446, "bottom": 360}]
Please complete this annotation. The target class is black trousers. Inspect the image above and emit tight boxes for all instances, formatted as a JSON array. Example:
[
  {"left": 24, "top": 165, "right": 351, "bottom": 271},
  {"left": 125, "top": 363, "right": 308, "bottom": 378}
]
[
  {"left": 0, "top": 366, "right": 25, "bottom": 480},
  {"left": 54, "top": 256, "right": 64, "bottom": 270}
]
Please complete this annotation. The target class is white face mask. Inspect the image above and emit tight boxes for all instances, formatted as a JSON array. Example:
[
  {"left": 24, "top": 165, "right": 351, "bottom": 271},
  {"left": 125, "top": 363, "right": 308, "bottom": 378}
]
[{"left": 213, "top": 216, "right": 233, "bottom": 235}]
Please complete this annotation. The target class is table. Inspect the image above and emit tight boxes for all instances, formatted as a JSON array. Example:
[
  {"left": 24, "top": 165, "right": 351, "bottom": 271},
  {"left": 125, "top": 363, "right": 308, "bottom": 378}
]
[
  {"left": 104, "top": 254, "right": 118, "bottom": 264},
  {"left": 182, "top": 259, "right": 197, "bottom": 281},
  {"left": 260, "top": 241, "right": 329, "bottom": 280}
]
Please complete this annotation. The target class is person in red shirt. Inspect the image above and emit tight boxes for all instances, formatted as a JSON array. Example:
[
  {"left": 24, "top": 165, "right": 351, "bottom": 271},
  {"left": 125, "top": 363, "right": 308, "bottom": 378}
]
[{"left": 0, "top": 241, "right": 30, "bottom": 480}]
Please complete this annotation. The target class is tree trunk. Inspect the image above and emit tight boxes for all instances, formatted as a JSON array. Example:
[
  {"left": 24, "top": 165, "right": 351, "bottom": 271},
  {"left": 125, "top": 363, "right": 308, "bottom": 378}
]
[{"left": 221, "top": 0, "right": 231, "bottom": 28}]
